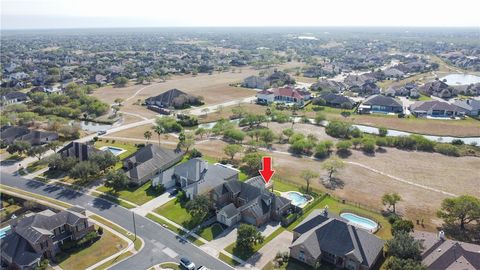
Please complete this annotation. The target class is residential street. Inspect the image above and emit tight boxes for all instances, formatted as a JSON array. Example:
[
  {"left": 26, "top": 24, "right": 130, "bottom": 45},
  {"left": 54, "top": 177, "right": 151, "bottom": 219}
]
[{"left": 0, "top": 173, "right": 234, "bottom": 270}]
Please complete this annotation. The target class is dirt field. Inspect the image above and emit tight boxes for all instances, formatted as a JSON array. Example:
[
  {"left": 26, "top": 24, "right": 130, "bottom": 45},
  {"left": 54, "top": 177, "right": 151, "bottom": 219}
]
[{"left": 191, "top": 138, "right": 480, "bottom": 231}]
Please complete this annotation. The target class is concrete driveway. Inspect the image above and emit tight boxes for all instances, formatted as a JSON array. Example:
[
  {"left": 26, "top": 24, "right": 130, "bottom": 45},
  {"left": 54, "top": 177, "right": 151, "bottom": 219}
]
[{"left": 244, "top": 230, "right": 293, "bottom": 269}]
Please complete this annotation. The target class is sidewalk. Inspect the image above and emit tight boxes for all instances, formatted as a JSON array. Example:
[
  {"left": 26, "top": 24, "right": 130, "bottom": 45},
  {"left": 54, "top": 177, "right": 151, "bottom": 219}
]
[{"left": 133, "top": 189, "right": 176, "bottom": 216}]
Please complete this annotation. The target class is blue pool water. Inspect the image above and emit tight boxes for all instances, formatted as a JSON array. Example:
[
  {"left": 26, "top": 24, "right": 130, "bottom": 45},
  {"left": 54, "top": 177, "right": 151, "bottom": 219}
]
[
  {"left": 103, "top": 146, "right": 124, "bottom": 156},
  {"left": 340, "top": 213, "right": 378, "bottom": 231},
  {"left": 285, "top": 192, "right": 308, "bottom": 207},
  {"left": 0, "top": 226, "right": 11, "bottom": 239}
]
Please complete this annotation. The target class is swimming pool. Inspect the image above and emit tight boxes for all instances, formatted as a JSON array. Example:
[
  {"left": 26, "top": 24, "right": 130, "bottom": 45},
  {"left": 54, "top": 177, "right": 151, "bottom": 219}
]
[
  {"left": 0, "top": 226, "right": 11, "bottom": 239},
  {"left": 284, "top": 191, "right": 312, "bottom": 208},
  {"left": 100, "top": 146, "right": 126, "bottom": 156},
  {"left": 340, "top": 213, "right": 378, "bottom": 232}
]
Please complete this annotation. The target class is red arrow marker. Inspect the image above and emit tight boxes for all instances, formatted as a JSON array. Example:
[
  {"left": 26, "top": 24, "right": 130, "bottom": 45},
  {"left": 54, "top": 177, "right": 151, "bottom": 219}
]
[{"left": 259, "top": 156, "right": 275, "bottom": 184}]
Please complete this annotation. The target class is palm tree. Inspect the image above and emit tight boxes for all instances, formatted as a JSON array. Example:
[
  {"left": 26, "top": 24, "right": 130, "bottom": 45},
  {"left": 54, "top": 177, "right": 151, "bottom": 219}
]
[
  {"left": 382, "top": 193, "right": 402, "bottom": 214},
  {"left": 152, "top": 125, "right": 165, "bottom": 146},
  {"left": 144, "top": 130, "right": 152, "bottom": 143}
]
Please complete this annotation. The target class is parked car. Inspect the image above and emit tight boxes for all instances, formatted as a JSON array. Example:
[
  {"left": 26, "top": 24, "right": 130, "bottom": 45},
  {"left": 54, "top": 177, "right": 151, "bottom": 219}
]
[
  {"left": 98, "top": 130, "right": 107, "bottom": 135},
  {"left": 180, "top": 257, "right": 195, "bottom": 270},
  {"left": 197, "top": 266, "right": 210, "bottom": 270}
]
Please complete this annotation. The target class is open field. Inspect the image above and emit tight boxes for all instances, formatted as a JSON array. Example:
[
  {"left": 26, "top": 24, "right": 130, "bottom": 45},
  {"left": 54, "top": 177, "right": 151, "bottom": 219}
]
[{"left": 192, "top": 138, "right": 480, "bottom": 231}]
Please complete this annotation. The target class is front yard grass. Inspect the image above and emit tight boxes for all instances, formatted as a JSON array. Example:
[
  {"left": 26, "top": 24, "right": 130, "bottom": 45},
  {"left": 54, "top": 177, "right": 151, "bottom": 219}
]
[
  {"left": 153, "top": 199, "right": 195, "bottom": 229},
  {"left": 89, "top": 215, "right": 143, "bottom": 251},
  {"left": 96, "top": 181, "right": 162, "bottom": 206},
  {"left": 26, "top": 160, "right": 48, "bottom": 173},
  {"left": 198, "top": 223, "right": 224, "bottom": 241},
  {"left": 218, "top": 252, "right": 240, "bottom": 267},
  {"left": 57, "top": 227, "right": 127, "bottom": 270},
  {"left": 146, "top": 213, "right": 204, "bottom": 246}
]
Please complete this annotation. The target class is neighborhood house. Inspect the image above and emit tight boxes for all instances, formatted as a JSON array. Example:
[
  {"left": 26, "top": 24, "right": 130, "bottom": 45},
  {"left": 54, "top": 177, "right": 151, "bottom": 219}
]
[
  {"left": 0, "top": 126, "right": 59, "bottom": 146},
  {"left": 212, "top": 176, "right": 291, "bottom": 227},
  {"left": 358, "top": 95, "right": 403, "bottom": 114},
  {"left": 58, "top": 142, "right": 99, "bottom": 161},
  {"left": 0, "top": 206, "right": 94, "bottom": 270},
  {"left": 256, "top": 86, "right": 311, "bottom": 106},
  {"left": 289, "top": 210, "right": 384, "bottom": 270},
  {"left": 153, "top": 158, "right": 238, "bottom": 198},
  {"left": 409, "top": 100, "right": 464, "bottom": 118},
  {"left": 123, "top": 144, "right": 184, "bottom": 185},
  {"left": 145, "top": 88, "right": 202, "bottom": 109}
]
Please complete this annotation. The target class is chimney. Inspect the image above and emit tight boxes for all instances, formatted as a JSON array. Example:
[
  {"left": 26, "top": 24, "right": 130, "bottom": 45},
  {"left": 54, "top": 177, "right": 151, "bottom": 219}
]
[{"left": 438, "top": 230, "right": 445, "bottom": 241}]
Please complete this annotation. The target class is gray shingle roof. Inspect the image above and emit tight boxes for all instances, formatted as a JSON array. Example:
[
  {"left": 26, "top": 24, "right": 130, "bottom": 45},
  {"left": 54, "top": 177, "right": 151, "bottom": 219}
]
[
  {"left": 124, "top": 144, "right": 184, "bottom": 181},
  {"left": 219, "top": 203, "right": 240, "bottom": 218},
  {"left": 145, "top": 88, "right": 192, "bottom": 108},
  {"left": 410, "top": 100, "right": 460, "bottom": 112},
  {"left": 291, "top": 211, "right": 384, "bottom": 267},
  {"left": 0, "top": 233, "right": 41, "bottom": 267},
  {"left": 363, "top": 94, "right": 402, "bottom": 108}
]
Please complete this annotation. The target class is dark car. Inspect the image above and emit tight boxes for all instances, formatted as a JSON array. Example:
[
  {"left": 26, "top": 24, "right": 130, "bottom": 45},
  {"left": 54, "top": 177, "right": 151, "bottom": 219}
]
[{"left": 180, "top": 257, "right": 195, "bottom": 270}]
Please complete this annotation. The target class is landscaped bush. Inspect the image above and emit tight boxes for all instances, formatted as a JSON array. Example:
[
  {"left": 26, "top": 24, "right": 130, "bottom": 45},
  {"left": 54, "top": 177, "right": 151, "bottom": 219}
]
[
  {"left": 325, "top": 121, "right": 352, "bottom": 138},
  {"left": 189, "top": 148, "right": 203, "bottom": 158},
  {"left": 451, "top": 139, "right": 464, "bottom": 145},
  {"left": 361, "top": 138, "right": 376, "bottom": 153},
  {"left": 435, "top": 144, "right": 460, "bottom": 157}
]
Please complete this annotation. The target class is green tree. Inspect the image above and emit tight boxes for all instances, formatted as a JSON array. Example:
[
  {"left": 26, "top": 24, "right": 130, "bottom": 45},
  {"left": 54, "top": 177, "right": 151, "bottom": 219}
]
[
  {"left": 242, "top": 151, "right": 263, "bottom": 176},
  {"left": 336, "top": 140, "right": 352, "bottom": 154},
  {"left": 152, "top": 125, "right": 165, "bottom": 146},
  {"left": 47, "top": 141, "right": 63, "bottom": 153},
  {"left": 27, "top": 146, "right": 48, "bottom": 161},
  {"left": 104, "top": 170, "right": 129, "bottom": 192},
  {"left": 185, "top": 195, "right": 211, "bottom": 224},
  {"left": 143, "top": 130, "right": 152, "bottom": 143},
  {"left": 362, "top": 138, "right": 376, "bottom": 153},
  {"left": 224, "top": 129, "right": 245, "bottom": 143},
  {"left": 325, "top": 121, "right": 351, "bottom": 138},
  {"left": 224, "top": 144, "right": 244, "bottom": 160},
  {"left": 282, "top": 128, "right": 294, "bottom": 141},
  {"left": 7, "top": 141, "right": 31, "bottom": 155},
  {"left": 314, "top": 112, "right": 326, "bottom": 125},
  {"left": 178, "top": 132, "right": 195, "bottom": 152},
  {"left": 113, "top": 77, "right": 128, "bottom": 87},
  {"left": 301, "top": 170, "right": 319, "bottom": 194},
  {"left": 378, "top": 127, "right": 388, "bottom": 137},
  {"left": 69, "top": 161, "right": 99, "bottom": 182},
  {"left": 385, "top": 232, "right": 423, "bottom": 260},
  {"left": 392, "top": 219, "right": 414, "bottom": 235},
  {"left": 90, "top": 151, "right": 119, "bottom": 171},
  {"left": 437, "top": 195, "right": 480, "bottom": 230},
  {"left": 382, "top": 193, "right": 402, "bottom": 214},
  {"left": 259, "top": 129, "right": 276, "bottom": 146},
  {"left": 236, "top": 224, "right": 264, "bottom": 253},
  {"left": 321, "top": 156, "right": 345, "bottom": 182}
]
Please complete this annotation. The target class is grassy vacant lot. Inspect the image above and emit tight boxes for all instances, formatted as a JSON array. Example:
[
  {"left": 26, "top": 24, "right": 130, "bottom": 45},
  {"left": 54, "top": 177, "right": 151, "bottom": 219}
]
[
  {"left": 57, "top": 227, "right": 127, "bottom": 270},
  {"left": 96, "top": 181, "right": 162, "bottom": 206}
]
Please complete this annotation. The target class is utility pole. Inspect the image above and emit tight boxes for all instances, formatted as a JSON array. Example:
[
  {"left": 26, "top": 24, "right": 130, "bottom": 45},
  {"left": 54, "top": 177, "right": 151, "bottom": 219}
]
[{"left": 132, "top": 212, "right": 137, "bottom": 241}]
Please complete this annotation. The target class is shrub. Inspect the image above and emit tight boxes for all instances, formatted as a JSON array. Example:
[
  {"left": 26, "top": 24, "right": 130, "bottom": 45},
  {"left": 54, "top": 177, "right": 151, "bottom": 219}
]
[
  {"left": 189, "top": 148, "right": 203, "bottom": 158},
  {"left": 97, "top": 227, "right": 104, "bottom": 235},
  {"left": 336, "top": 140, "right": 352, "bottom": 153},
  {"left": 451, "top": 139, "right": 464, "bottom": 145},
  {"left": 325, "top": 121, "right": 351, "bottom": 138},
  {"left": 435, "top": 144, "right": 460, "bottom": 157},
  {"left": 314, "top": 143, "right": 328, "bottom": 158},
  {"left": 362, "top": 138, "right": 376, "bottom": 153},
  {"left": 378, "top": 127, "right": 388, "bottom": 137}
]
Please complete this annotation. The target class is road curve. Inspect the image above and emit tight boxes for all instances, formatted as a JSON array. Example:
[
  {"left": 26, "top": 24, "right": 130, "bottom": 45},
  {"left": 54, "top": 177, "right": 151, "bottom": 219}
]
[{"left": 0, "top": 173, "right": 233, "bottom": 270}]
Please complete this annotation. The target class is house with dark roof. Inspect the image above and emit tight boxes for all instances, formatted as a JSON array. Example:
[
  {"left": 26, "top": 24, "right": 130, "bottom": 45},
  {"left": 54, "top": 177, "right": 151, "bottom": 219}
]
[
  {"left": 421, "top": 80, "right": 457, "bottom": 98},
  {"left": 453, "top": 99, "right": 480, "bottom": 116},
  {"left": 0, "top": 206, "right": 94, "bottom": 270},
  {"left": 123, "top": 144, "right": 184, "bottom": 185},
  {"left": 409, "top": 100, "right": 464, "bottom": 118},
  {"left": 289, "top": 210, "right": 384, "bottom": 270},
  {"left": 153, "top": 158, "right": 238, "bottom": 198},
  {"left": 58, "top": 142, "right": 99, "bottom": 161},
  {"left": 211, "top": 176, "right": 291, "bottom": 227},
  {"left": 311, "top": 79, "right": 346, "bottom": 93},
  {"left": 359, "top": 95, "right": 403, "bottom": 114},
  {"left": 0, "top": 126, "right": 58, "bottom": 146},
  {"left": 1, "top": 91, "right": 28, "bottom": 105},
  {"left": 319, "top": 93, "right": 356, "bottom": 109},
  {"left": 145, "top": 88, "right": 201, "bottom": 109},
  {"left": 413, "top": 231, "right": 480, "bottom": 270},
  {"left": 242, "top": 76, "right": 269, "bottom": 89},
  {"left": 256, "top": 87, "right": 311, "bottom": 106}
]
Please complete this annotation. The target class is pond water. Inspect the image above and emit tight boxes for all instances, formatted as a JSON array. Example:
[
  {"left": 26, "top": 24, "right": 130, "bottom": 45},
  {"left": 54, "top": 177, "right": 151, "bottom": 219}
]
[
  {"left": 72, "top": 120, "right": 114, "bottom": 132},
  {"left": 440, "top": 74, "right": 480, "bottom": 86}
]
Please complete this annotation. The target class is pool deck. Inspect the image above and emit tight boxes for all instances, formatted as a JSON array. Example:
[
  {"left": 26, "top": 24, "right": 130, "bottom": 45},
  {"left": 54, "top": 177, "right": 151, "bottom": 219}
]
[{"left": 278, "top": 191, "right": 313, "bottom": 208}]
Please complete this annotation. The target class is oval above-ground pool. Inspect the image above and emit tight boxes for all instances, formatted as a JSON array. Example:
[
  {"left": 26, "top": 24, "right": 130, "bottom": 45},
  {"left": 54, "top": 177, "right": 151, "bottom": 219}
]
[{"left": 340, "top": 212, "right": 379, "bottom": 233}]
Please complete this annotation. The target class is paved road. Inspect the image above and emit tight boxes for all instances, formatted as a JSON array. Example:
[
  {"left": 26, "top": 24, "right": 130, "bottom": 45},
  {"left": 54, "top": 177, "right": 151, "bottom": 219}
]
[{"left": 0, "top": 173, "right": 233, "bottom": 270}]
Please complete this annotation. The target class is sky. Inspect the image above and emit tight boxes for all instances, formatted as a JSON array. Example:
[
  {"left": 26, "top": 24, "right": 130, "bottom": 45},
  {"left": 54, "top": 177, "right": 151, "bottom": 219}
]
[{"left": 1, "top": 0, "right": 480, "bottom": 29}]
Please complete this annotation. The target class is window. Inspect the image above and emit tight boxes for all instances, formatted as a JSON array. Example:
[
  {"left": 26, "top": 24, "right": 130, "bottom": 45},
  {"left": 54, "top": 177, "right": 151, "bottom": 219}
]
[{"left": 299, "top": 250, "right": 305, "bottom": 262}]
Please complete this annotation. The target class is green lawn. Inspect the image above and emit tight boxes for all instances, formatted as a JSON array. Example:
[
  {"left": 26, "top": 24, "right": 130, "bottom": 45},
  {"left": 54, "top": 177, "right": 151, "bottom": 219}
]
[
  {"left": 410, "top": 94, "right": 432, "bottom": 101},
  {"left": 89, "top": 215, "right": 142, "bottom": 251},
  {"left": 26, "top": 160, "right": 48, "bottom": 173},
  {"left": 272, "top": 179, "right": 302, "bottom": 192},
  {"left": 263, "top": 258, "right": 334, "bottom": 270},
  {"left": 153, "top": 199, "right": 195, "bottom": 229},
  {"left": 96, "top": 181, "right": 163, "bottom": 206},
  {"left": 57, "top": 228, "right": 127, "bottom": 270},
  {"left": 218, "top": 252, "right": 240, "bottom": 267},
  {"left": 159, "top": 263, "right": 181, "bottom": 270},
  {"left": 224, "top": 227, "right": 286, "bottom": 261},
  {"left": 198, "top": 223, "right": 224, "bottom": 241},
  {"left": 93, "top": 251, "right": 133, "bottom": 270}
]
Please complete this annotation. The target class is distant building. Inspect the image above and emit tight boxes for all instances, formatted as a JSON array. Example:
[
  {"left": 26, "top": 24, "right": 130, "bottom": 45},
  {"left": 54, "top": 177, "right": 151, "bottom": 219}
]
[
  {"left": 145, "top": 88, "right": 201, "bottom": 109},
  {"left": 453, "top": 99, "right": 480, "bottom": 116},
  {"left": 318, "top": 93, "right": 355, "bottom": 109},
  {"left": 421, "top": 80, "right": 456, "bottom": 98},
  {"left": 212, "top": 176, "right": 291, "bottom": 227},
  {"left": 124, "top": 144, "right": 184, "bottom": 185},
  {"left": 0, "top": 126, "right": 58, "bottom": 146},
  {"left": 359, "top": 95, "right": 403, "bottom": 114},
  {"left": 154, "top": 158, "right": 238, "bottom": 199},
  {"left": 242, "top": 76, "right": 269, "bottom": 89},
  {"left": 409, "top": 100, "right": 464, "bottom": 118},
  {"left": 289, "top": 210, "right": 384, "bottom": 270},
  {"left": 0, "top": 206, "right": 95, "bottom": 270},
  {"left": 1, "top": 91, "right": 28, "bottom": 105},
  {"left": 412, "top": 231, "right": 480, "bottom": 270},
  {"left": 256, "top": 87, "right": 311, "bottom": 106}
]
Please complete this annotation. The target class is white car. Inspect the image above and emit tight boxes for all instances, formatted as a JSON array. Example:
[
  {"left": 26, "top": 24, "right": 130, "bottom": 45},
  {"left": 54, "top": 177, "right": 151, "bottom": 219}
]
[
  {"left": 180, "top": 257, "right": 195, "bottom": 270},
  {"left": 197, "top": 266, "right": 210, "bottom": 270}
]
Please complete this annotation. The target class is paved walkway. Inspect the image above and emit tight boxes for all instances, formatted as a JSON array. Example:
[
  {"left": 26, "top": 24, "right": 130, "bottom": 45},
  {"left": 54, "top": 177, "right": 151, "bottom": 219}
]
[{"left": 133, "top": 189, "right": 177, "bottom": 217}]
